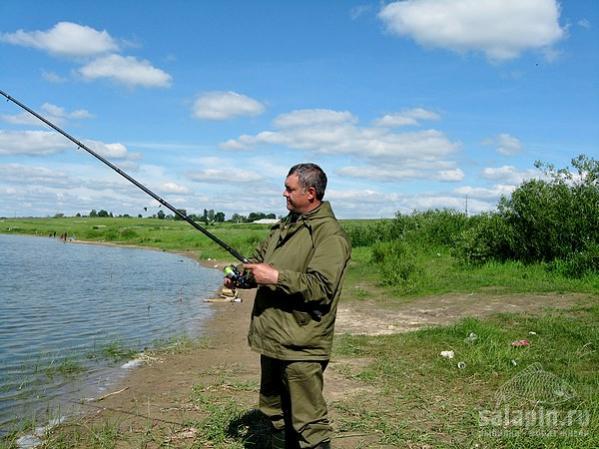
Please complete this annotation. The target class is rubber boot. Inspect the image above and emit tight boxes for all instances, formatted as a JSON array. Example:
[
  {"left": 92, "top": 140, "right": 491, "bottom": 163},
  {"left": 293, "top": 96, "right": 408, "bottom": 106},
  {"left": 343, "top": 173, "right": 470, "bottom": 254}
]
[{"left": 271, "top": 428, "right": 286, "bottom": 449}]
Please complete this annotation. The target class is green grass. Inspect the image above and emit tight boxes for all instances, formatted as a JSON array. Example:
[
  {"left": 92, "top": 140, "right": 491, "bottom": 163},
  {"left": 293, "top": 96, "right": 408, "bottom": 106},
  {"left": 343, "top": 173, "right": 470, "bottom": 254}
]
[
  {"left": 348, "top": 242, "right": 599, "bottom": 300},
  {"left": 331, "top": 303, "right": 599, "bottom": 448},
  {"left": 44, "top": 358, "right": 86, "bottom": 378}
]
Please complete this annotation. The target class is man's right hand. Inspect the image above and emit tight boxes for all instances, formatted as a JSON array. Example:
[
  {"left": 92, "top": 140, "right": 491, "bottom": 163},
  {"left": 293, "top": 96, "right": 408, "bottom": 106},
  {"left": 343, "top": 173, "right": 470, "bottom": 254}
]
[{"left": 223, "top": 277, "right": 235, "bottom": 289}]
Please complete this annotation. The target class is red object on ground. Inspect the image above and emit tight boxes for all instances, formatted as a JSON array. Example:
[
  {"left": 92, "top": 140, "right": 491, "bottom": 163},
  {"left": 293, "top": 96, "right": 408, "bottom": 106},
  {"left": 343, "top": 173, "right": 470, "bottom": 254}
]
[{"left": 511, "top": 339, "right": 530, "bottom": 347}]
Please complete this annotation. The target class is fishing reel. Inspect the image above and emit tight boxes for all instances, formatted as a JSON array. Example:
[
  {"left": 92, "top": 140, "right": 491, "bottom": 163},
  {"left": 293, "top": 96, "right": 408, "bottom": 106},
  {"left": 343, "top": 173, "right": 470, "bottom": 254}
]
[{"left": 223, "top": 265, "right": 256, "bottom": 289}]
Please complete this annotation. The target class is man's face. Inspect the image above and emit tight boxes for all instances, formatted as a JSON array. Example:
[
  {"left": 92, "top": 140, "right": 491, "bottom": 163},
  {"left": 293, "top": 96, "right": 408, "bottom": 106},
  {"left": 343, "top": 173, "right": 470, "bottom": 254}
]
[{"left": 283, "top": 174, "right": 314, "bottom": 214}]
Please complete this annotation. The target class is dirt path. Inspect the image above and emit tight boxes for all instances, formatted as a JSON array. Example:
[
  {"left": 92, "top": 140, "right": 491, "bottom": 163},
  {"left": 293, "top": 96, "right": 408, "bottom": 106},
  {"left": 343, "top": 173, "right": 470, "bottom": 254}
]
[{"left": 66, "top": 289, "right": 587, "bottom": 448}]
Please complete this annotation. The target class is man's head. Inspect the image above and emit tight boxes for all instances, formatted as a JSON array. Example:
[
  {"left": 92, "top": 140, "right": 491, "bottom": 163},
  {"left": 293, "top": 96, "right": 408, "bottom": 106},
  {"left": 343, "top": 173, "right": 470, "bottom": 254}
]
[{"left": 284, "top": 163, "right": 327, "bottom": 214}]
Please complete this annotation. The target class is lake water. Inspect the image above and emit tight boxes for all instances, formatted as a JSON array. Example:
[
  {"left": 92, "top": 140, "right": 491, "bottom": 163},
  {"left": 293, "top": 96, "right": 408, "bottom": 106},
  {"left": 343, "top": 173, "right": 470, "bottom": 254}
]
[{"left": 0, "top": 234, "right": 223, "bottom": 431}]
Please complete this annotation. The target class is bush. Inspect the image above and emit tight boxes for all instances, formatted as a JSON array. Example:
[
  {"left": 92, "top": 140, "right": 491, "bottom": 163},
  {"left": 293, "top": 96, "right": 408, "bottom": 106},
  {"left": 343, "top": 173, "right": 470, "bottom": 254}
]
[
  {"left": 548, "top": 243, "right": 599, "bottom": 278},
  {"left": 453, "top": 213, "right": 514, "bottom": 264},
  {"left": 371, "top": 240, "right": 421, "bottom": 287},
  {"left": 344, "top": 209, "right": 470, "bottom": 248},
  {"left": 119, "top": 228, "right": 138, "bottom": 239},
  {"left": 455, "top": 155, "right": 598, "bottom": 276}
]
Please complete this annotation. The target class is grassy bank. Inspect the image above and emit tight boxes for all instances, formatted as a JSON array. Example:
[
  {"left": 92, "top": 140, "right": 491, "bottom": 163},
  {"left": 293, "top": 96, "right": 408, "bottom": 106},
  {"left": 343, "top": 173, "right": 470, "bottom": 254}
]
[
  {"left": 331, "top": 302, "right": 598, "bottom": 448},
  {"left": 2, "top": 304, "right": 595, "bottom": 449}
]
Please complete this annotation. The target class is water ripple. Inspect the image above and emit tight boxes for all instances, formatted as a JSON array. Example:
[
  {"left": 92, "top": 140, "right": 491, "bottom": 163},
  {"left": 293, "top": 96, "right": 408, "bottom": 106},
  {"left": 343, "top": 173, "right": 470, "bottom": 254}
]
[{"left": 0, "top": 234, "right": 222, "bottom": 429}]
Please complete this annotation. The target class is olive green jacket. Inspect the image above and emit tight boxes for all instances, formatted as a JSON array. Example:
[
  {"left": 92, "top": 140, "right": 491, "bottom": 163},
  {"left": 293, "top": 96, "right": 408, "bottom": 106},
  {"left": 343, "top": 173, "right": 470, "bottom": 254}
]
[{"left": 247, "top": 201, "right": 351, "bottom": 361}]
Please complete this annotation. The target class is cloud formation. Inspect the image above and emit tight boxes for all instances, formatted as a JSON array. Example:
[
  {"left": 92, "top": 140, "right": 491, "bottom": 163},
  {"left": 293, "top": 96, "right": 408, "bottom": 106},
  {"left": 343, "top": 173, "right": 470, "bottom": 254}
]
[
  {"left": 484, "top": 133, "right": 522, "bottom": 155},
  {"left": 1, "top": 103, "right": 93, "bottom": 127},
  {"left": 481, "top": 165, "right": 537, "bottom": 184},
  {"left": 378, "top": 0, "right": 564, "bottom": 61},
  {"left": 187, "top": 168, "right": 263, "bottom": 184},
  {"left": 1, "top": 21, "right": 118, "bottom": 57},
  {"left": 337, "top": 165, "right": 463, "bottom": 182},
  {"left": 0, "top": 130, "right": 133, "bottom": 159},
  {"left": 79, "top": 54, "right": 172, "bottom": 88},
  {"left": 221, "top": 108, "right": 458, "bottom": 161},
  {"left": 374, "top": 107, "right": 440, "bottom": 127},
  {"left": 192, "top": 91, "right": 265, "bottom": 120},
  {"left": 2, "top": 21, "right": 172, "bottom": 88}
]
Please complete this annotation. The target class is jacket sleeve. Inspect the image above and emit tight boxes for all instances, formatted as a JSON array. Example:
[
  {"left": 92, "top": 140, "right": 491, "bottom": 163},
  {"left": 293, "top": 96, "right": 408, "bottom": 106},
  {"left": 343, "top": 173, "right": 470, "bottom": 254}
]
[{"left": 276, "top": 234, "right": 351, "bottom": 305}]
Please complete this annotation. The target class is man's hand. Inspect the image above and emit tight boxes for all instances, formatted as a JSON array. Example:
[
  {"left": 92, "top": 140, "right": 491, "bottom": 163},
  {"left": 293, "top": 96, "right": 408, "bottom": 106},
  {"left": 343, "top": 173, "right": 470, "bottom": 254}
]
[
  {"left": 243, "top": 263, "right": 279, "bottom": 285},
  {"left": 223, "top": 277, "right": 235, "bottom": 289}
]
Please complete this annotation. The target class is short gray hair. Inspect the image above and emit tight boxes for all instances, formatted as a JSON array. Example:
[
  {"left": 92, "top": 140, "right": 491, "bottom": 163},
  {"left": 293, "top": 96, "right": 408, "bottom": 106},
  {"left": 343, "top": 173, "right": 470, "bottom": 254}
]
[{"left": 288, "top": 163, "right": 327, "bottom": 200}]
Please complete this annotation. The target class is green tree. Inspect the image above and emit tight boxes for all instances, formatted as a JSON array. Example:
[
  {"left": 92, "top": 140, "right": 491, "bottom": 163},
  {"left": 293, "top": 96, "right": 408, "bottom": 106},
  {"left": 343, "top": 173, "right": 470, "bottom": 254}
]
[
  {"left": 214, "top": 211, "right": 225, "bottom": 222},
  {"left": 89, "top": 209, "right": 97, "bottom": 217},
  {"left": 98, "top": 209, "right": 109, "bottom": 217},
  {"left": 456, "top": 154, "right": 599, "bottom": 275},
  {"left": 157, "top": 210, "right": 165, "bottom": 220}
]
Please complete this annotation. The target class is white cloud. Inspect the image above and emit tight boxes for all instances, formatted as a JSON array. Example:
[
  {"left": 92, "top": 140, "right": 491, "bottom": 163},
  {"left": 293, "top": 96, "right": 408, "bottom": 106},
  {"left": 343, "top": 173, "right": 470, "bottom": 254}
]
[
  {"left": 374, "top": 107, "right": 440, "bottom": 127},
  {"left": 378, "top": 0, "right": 565, "bottom": 61},
  {"left": 0, "top": 130, "right": 70, "bottom": 155},
  {"left": 84, "top": 140, "right": 129, "bottom": 159},
  {"left": 338, "top": 166, "right": 421, "bottom": 181},
  {"left": 350, "top": 5, "right": 372, "bottom": 20},
  {"left": 1, "top": 22, "right": 118, "bottom": 57},
  {"left": 454, "top": 184, "right": 515, "bottom": 199},
  {"left": 484, "top": 133, "right": 522, "bottom": 155},
  {"left": 41, "top": 70, "right": 67, "bottom": 83},
  {"left": 481, "top": 165, "right": 537, "bottom": 184},
  {"left": 577, "top": 19, "right": 591, "bottom": 29},
  {"left": 338, "top": 165, "right": 463, "bottom": 182},
  {"left": 79, "top": 54, "right": 172, "bottom": 88},
  {"left": 2, "top": 103, "right": 93, "bottom": 126},
  {"left": 192, "top": 91, "right": 265, "bottom": 120},
  {"left": 1, "top": 112, "right": 42, "bottom": 126},
  {"left": 0, "top": 130, "right": 132, "bottom": 159},
  {"left": 0, "top": 163, "right": 71, "bottom": 186},
  {"left": 187, "top": 168, "right": 263, "bottom": 184},
  {"left": 161, "top": 182, "right": 190, "bottom": 194},
  {"left": 437, "top": 168, "right": 464, "bottom": 182},
  {"left": 274, "top": 109, "right": 356, "bottom": 128},
  {"left": 221, "top": 109, "right": 458, "bottom": 161},
  {"left": 69, "top": 109, "right": 94, "bottom": 119}
]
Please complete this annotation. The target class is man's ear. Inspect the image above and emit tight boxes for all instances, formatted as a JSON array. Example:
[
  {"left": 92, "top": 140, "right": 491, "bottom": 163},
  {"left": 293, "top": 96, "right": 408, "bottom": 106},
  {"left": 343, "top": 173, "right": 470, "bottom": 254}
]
[{"left": 306, "top": 186, "right": 317, "bottom": 201}]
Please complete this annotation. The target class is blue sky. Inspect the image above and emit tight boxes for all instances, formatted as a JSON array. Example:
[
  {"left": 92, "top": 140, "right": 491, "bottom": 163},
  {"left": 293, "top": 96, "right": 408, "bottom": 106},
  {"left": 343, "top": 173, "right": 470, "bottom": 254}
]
[{"left": 0, "top": 0, "right": 597, "bottom": 219}]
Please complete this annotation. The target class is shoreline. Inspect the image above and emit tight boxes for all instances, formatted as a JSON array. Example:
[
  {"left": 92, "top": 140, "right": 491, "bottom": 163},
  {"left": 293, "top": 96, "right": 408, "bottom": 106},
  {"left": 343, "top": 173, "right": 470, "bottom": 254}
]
[{"left": 1, "top": 233, "right": 243, "bottom": 447}]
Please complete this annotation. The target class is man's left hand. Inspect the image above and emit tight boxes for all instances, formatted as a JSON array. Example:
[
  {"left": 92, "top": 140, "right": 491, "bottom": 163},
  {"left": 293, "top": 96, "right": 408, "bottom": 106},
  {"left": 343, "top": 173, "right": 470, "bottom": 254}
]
[{"left": 243, "top": 263, "right": 279, "bottom": 285}]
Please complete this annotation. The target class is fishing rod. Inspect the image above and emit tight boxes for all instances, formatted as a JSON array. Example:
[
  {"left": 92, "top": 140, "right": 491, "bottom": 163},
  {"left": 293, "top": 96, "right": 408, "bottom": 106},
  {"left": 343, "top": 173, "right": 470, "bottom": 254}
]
[{"left": 1, "top": 90, "right": 253, "bottom": 279}]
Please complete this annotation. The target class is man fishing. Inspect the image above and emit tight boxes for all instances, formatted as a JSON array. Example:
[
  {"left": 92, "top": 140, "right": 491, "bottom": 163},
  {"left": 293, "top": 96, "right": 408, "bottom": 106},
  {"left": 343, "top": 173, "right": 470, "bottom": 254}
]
[
  {"left": 226, "top": 163, "right": 351, "bottom": 449},
  {"left": 1, "top": 91, "right": 351, "bottom": 448}
]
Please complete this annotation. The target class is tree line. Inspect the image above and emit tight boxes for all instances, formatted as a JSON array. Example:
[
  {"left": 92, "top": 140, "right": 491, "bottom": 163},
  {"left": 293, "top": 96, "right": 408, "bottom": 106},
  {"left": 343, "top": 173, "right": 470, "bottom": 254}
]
[{"left": 66, "top": 209, "right": 278, "bottom": 223}]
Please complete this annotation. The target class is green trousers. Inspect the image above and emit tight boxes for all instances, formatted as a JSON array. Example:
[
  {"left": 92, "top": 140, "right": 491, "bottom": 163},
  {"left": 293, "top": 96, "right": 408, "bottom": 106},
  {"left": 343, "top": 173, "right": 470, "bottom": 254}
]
[{"left": 259, "top": 355, "right": 331, "bottom": 448}]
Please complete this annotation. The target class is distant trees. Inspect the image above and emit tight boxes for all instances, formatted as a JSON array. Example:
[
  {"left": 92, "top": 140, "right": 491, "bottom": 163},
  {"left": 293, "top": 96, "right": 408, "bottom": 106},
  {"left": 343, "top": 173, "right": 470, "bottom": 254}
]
[
  {"left": 173, "top": 209, "right": 187, "bottom": 220},
  {"left": 157, "top": 210, "right": 166, "bottom": 220},
  {"left": 228, "top": 212, "right": 277, "bottom": 223}
]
